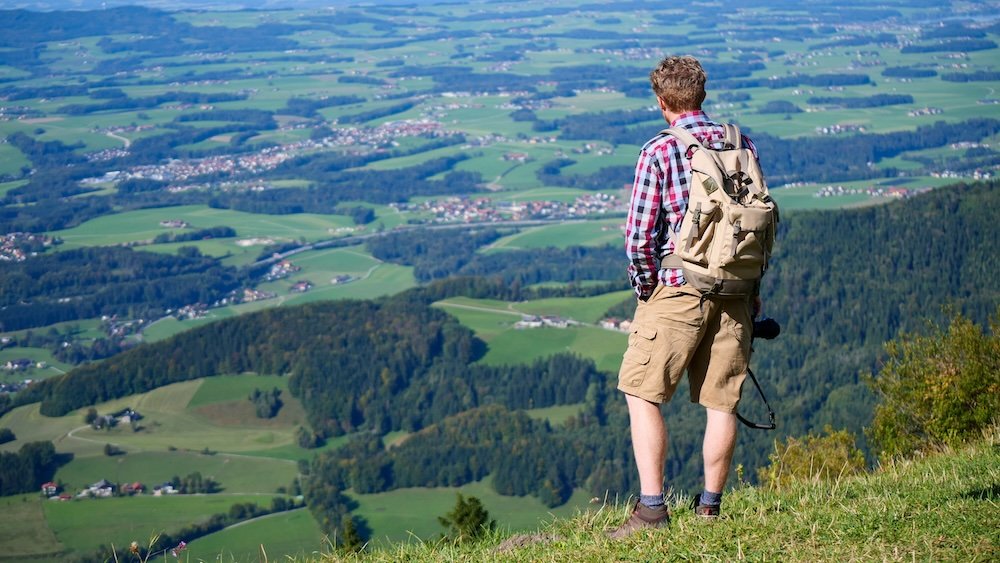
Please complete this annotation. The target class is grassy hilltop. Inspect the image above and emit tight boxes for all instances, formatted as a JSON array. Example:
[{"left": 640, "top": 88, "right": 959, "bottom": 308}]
[{"left": 316, "top": 435, "right": 1000, "bottom": 562}]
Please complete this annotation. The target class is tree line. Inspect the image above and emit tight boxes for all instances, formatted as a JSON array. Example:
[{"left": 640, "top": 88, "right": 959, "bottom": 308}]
[{"left": 0, "top": 246, "right": 256, "bottom": 331}]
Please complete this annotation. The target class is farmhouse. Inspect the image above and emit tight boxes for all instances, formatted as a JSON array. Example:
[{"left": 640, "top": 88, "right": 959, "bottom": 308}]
[
  {"left": 79, "top": 479, "right": 116, "bottom": 498},
  {"left": 153, "top": 483, "right": 179, "bottom": 496}
]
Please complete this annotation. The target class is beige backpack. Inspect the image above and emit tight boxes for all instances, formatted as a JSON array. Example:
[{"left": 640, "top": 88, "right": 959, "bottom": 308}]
[{"left": 660, "top": 124, "right": 778, "bottom": 298}]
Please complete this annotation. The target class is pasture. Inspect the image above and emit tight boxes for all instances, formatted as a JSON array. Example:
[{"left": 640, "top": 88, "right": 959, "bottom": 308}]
[
  {"left": 485, "top": 219, "right": 624, "bottom": 251},
  {"left": 434, "top": 295, "right": 629, "bottom": 374},
  {"left": 0, "top": 495, "right": 66, "bottom": 561},
  {"left": 352, "top": 477, "right": 595, "bottom": 547},
  {"left": 47, "top": 205, "right": 356, "bottom": 251},
  {"left": 184, "top": 508, "right": 327, "bottom": 562},
  {"left": 42, "top": 494, "right": 276, "bottom": 555}
]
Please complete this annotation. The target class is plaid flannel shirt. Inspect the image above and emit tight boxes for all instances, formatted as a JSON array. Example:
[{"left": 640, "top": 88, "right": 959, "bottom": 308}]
[{"left": 625, "top": 110, "right": 759, "bottom": 300}]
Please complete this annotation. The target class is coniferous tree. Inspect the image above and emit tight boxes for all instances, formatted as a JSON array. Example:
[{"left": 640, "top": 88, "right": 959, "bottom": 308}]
[{"left": 438, "top": 494, "right": 495, "bottom": 543}]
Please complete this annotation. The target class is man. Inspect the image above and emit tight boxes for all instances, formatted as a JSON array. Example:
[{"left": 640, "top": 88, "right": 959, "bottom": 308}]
[{"left": 609, "top": 55, "right": 762, "bottom": 538}]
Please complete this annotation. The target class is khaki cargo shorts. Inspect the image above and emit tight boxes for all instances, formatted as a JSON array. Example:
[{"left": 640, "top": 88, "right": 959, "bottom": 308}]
[{"left": 617, "top": 283, "right": 752, "bottom": 413}]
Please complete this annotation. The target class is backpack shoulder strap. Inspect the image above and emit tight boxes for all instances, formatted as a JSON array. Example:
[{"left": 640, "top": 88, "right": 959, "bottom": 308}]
[
  {"left": 722, "top": 123, "right": 742, "bottom": 149},
  {"left": 661, "top": 127, "right": 704, "bottom": 154}
]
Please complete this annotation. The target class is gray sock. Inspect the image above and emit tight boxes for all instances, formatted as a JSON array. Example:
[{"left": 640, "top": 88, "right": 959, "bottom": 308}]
[
  {"left": 639, "top": 493, "right": 664, "bottom": 509},
  {"left": 701, "top": 490, "right": 722, "bottom": 506}
]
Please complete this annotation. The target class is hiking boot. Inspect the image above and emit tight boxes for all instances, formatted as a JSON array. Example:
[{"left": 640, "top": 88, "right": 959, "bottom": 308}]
[
  {"left": 607, "top": 499, "right": 670, "bottom": 539},
  {"left": 690, "top": 493, "right": 721, "bottom": 519}
]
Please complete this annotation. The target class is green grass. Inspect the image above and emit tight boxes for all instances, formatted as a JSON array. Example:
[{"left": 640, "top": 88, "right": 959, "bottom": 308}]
[
  {"left": 524, "top": 403, "right": 583, "bottom": 426},
  {"left": 351, "top": 477, "right": 594, "bottom": 547},
  {"left": 187, "top": 374, "right": 291, "bottom": 408},
  {"left": 485, "top": 219, "right": 624, "bottom": 251},
  {"left": 434, "top": 293, "right": 630, "bottom": 373},
  {"left": 63, "top": 379, "right": 304, "bottom": 455},
  {"left": 0, "top": 494, "right": 67, "bottom": 561},
  {"left": 42, "top": 494, "right": 274, "bottom": 556},
  {"left": 314, "top": 433, "right": 1000, "bottom": 561},
  {"left": 48, "top": 205, "right": 355, "bottom": 251},
  {"left": 0, "top": 143, "right": 29, "bottom": 177},
  {"left": 479, "top": 325, "right": 626, "bottom": 374},
  {"left": 184, "top": 508, "right": 329, "bottom": 562}
]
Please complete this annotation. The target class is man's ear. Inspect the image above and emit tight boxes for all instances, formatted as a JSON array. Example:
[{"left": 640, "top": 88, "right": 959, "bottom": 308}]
[{"left": 656, "top": 96, "right": 668, "bottom": 111}]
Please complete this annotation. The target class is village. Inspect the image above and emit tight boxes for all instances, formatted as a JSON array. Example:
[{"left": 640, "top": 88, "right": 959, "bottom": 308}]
[
  {"left": 390, "top": 192, "right": 622, "bottom": 223},
  {"left": 0, "top": 232, "right": 59, "bottom": 262}
]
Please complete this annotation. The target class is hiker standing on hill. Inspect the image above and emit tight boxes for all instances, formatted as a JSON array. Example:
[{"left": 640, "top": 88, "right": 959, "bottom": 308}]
[{"left": 610, "top": 55, "right": 771, "bottom": 538}]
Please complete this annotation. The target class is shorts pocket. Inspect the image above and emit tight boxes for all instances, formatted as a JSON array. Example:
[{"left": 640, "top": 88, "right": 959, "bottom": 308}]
[{"left": 623, "top": 325, "right": 657, "bottom": 365}]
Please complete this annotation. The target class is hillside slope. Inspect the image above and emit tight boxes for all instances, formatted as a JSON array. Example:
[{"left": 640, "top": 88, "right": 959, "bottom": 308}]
[{"left": 321, "top": 432, "right": 999, "bottom": 562}]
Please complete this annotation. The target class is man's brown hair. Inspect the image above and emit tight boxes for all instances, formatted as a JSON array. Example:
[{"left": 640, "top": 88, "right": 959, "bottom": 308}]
[{"left": 649, "top": 55, "right": 707, "bottom": 112}]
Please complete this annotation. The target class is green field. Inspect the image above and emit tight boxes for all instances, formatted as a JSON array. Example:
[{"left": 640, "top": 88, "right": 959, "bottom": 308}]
[
  {"left": 0, "top": 495, "right": 67, "bottom": 561},
  {"left": 184, "top": 508, "right": 328, "bottom": 562},
  {"left": 42, "top": 494, "right": 274, "bottom": 555},
  {"left": 48, "top": 205, "right": 357, "bottom": 252},
  {"left": 351, "top": 477, "right": 595, "bottom": 547},
  {"left": 486, "top": 219, "right": 624, "bottom": 251},
  {"left": 434, "top": 295, "right": 629, "bottom": 373}
]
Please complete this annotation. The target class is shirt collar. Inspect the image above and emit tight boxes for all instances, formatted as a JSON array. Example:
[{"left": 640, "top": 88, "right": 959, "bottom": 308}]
[{"left": 669, "top": 110, "right": 709, "bottom": 128}]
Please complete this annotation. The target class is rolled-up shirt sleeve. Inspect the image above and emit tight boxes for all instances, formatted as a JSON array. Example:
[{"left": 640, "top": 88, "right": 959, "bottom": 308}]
[{"left": 625, "top": 146, "right": 662, "bottom": 300}]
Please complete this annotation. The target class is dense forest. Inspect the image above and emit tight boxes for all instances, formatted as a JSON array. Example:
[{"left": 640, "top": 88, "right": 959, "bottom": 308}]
[{"left": 0, "top": 247, "right": 258, "bottom": 331}]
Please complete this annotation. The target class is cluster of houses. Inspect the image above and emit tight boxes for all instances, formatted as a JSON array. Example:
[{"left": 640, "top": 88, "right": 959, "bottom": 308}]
[
  {"left": 0, "top": 232, "right": 57, "bottom": 262},
  {"left": 907, "top": 107, "right": 944, "bottom": 117},
  {"left": 815, "top": 123, "right": 866, "bottom": 136},
  {"left": 514, "top": 315, "right": 577, "bottom": 329},
  {"left": 815, "top": 185, "right": 914, "bottom": 199},
  {"left": 80, "top": 118, "right": 453, "bottom": 191},
  {"left": 41, "top": 479, "right": 180, "bottom": 501},
  {"left": 599, "top": 318, "right": 633, "bottom": 333},
  {"left": 212, "top": 288, "right": 276, "bottom": 307},
  {"left": 2, "top": 358, "right": 44, "bottom": 372},
  {"left": 513, "top": 315, "right": 634, "bottom": 332},
  {"left": 263, "top": 260, "right": 301, "bottom": 282},
  {"left": 172, "top": 304, "right": 208, "bottom": 320},
  {"left": 931, "top": 168, "right": 993, "bottom": 180},
  {"left": 389, "top": 192, "right": 623, "bottom": 224}
]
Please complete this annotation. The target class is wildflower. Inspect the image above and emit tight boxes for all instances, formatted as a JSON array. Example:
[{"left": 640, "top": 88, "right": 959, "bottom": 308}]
[
  {"left": 171, "top": 540, "right": 187, "bottom": 558},
  {"left": 129, "top": 541, "right": 140, "bottom": 556}
]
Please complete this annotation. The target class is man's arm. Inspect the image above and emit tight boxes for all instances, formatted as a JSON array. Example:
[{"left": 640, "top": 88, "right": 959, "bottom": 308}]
[{"left": 625, "top": 147, "right": 663, "bottom": 301}]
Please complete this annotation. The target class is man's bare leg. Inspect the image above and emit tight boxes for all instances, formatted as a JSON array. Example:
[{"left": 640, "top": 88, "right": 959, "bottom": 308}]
[
  {"left": 626, "top": 393, "right": 667, "bottom": 496},
  {"left": 703, "top": 407, "right": 738, "bottom": 493}
]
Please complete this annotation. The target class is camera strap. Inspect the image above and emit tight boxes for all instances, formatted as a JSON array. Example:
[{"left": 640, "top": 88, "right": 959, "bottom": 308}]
[{"left": 736, "top": 366, "right": 776, "bottom": 430}]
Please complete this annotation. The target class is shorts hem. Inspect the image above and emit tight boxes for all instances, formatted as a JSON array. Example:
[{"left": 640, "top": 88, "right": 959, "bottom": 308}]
[
  {"left": 618, "top": 385, "right": 664, "bottom": 405},
  {"left": 695, "top": 398, "right": 739, "bottom": 414}
]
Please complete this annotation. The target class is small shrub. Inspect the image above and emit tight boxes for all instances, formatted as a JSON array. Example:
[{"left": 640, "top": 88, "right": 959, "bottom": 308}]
[{"left": 758, "top": 425, "right": 866, "bottom": 489}]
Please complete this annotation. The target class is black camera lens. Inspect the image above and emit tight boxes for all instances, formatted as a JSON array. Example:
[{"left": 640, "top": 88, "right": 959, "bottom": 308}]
[{"left": 752, "top": 318, "right": 780, "bottom": 340}]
